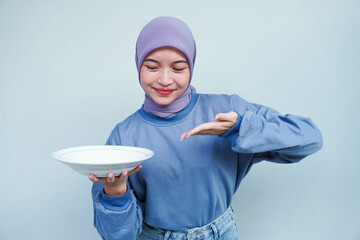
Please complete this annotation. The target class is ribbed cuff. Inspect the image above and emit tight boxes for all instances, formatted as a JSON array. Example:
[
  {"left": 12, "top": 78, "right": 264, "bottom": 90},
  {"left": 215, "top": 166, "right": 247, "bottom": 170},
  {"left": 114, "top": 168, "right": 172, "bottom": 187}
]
[{"left": 100, "top": 183, "right": 132, "bottom": 211}]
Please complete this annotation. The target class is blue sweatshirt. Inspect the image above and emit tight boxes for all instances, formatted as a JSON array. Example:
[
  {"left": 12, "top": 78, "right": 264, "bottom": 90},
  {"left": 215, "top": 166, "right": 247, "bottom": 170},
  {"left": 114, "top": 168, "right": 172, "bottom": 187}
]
[{"left": 91, "top": 93, "right": 323, "bottom": 240}]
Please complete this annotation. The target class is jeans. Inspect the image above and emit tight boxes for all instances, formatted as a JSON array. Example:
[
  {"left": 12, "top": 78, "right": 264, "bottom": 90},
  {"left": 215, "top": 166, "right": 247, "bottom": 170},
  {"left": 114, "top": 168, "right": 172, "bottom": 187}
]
[{"left": 137, "top": 207, "right": 239, "bottom": 240}]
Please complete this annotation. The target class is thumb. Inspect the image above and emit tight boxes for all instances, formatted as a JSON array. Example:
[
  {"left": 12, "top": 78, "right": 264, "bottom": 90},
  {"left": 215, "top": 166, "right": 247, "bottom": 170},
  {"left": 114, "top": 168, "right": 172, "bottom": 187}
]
[{"left": 215, "top": 113, "right": 226, "bottom": 121}]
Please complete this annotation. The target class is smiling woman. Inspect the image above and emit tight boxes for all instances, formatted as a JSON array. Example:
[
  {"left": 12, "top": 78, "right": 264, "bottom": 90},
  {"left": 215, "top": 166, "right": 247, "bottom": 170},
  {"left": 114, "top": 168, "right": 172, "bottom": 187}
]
[
  {"left": 140, "top": 47, "right": 191, "bottom": 106},
  {"left": 89, "top": 16, "right": 323, "bottom": 240}
]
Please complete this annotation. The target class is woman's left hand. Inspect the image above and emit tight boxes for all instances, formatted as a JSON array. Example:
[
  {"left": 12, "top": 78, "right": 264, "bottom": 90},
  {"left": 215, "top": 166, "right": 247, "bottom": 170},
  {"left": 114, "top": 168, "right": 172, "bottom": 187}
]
[{"left": 180, "top": 111, "right": 238, "bottom": 141}]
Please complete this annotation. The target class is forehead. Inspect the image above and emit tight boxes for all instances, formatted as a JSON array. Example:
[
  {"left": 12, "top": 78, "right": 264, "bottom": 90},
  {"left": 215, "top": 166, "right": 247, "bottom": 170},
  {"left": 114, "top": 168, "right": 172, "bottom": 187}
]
[{"left": 145, "top": 47, "right": 188, "bottom": 62}]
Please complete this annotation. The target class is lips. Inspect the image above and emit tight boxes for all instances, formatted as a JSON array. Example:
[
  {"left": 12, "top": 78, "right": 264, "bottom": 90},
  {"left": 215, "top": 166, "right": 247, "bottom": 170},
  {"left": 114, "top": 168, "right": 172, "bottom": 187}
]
[{"left": 154, "top": 88, "right": 174, "bottom": 95}]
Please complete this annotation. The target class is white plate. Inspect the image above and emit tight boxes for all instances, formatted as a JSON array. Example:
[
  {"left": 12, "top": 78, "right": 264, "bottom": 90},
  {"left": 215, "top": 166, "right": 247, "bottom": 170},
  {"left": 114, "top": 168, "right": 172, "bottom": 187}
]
[{"left": 52, "top": 145, "right": 154, "bottom": 177}]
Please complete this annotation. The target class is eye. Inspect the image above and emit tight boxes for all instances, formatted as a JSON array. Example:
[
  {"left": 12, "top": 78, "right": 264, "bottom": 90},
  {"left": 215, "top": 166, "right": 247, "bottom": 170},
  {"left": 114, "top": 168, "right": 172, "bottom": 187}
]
[
  {"left": 146, "top": 65, "right": 158, "bottom": 70},
  {"left": 173, "top": 67, "right": 185, "bottom": 72}
]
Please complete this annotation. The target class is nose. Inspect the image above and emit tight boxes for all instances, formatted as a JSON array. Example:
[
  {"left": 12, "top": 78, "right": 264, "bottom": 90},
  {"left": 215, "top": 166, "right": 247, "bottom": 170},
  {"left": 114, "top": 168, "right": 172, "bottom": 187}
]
[{"left": 158, "top": 69, "right": 173, "bottom": 86}]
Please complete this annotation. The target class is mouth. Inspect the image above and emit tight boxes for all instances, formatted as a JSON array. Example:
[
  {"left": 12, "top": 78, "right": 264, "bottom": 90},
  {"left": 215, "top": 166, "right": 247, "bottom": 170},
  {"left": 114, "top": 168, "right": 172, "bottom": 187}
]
[{"left": 154, "top": 88, "right": 174, "bottom": 95}]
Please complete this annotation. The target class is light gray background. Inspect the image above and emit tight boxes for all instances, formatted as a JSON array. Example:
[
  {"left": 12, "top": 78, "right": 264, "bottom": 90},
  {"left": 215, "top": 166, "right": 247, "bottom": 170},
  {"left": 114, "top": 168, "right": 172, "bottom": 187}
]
[{"left": 1, "top": 0, "right": 359, "bottom": 239}]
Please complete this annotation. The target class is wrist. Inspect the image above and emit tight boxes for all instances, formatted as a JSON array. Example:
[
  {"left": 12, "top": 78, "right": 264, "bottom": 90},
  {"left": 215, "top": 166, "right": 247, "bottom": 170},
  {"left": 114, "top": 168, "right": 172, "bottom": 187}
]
[{"left": 104, "top": 185, "right": 127, "bottom": 196}]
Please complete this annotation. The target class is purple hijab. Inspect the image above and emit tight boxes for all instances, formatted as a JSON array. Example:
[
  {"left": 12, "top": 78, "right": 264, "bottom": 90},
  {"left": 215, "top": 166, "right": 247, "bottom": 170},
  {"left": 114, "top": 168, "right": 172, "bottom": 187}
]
[{"left": 135, "top": 16, "right": 196, "bottom": 118}]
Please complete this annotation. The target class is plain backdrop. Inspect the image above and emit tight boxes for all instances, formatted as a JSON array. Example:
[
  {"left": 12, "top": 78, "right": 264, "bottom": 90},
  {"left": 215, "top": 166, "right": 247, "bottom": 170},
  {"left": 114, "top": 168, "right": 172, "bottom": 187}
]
[{"left": 1, "top": 0, "right": 359, "bottom": 239}]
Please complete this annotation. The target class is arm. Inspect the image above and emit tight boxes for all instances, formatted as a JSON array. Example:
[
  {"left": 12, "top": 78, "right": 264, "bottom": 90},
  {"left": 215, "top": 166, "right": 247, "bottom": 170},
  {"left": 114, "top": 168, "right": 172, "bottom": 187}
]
[
  {"left": 223, "top": 95, "right": 323, "bottom": 163},
  {"left": 181, "top": 94, "right": 323, "bottom": 163},
  {"left": 92, "top": 181, "right": 143, "bottom": 240},
  {"left": 90, "top": 126, "right": 143, "bottom": 239}
]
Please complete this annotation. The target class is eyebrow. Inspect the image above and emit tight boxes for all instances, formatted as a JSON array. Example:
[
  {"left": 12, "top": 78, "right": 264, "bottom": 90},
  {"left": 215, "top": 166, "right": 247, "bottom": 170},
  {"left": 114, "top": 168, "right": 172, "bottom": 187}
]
[
  {"left": 143, "top": 58, "right": 159, "bottom": 63},
  {"left": 173, "top": 60, "right": 188, "bottom": 64},
  {"left": 143, "top": 58, "right": 188, "bottom": 64}
]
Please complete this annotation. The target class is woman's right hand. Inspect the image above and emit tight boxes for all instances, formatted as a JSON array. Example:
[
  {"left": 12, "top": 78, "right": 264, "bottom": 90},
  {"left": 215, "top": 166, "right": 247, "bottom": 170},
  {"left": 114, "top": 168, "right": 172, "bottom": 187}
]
[{"left": 88, "top": 165, "right": 142, "bottom": 196}]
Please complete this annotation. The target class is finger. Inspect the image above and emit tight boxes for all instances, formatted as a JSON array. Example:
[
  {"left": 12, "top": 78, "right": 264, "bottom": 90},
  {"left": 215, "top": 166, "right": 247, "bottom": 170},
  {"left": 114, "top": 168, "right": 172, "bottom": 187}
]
[
  {"left": 215, "top": 113, "right": 229, "bottom": 121},
  {"left": 180, "top": 122, "right": 216, "bottom": 140},
  {"left": 128, "top": 164, "right": 142, "bottom": 175},
  {"left": 180, "top": 112, "right": 238, "bottom": 141},
  {"left": 88, "top": 174, "right": 100, "bottom": 183},
  {"left": 188, "top": 122, "right": 216, "bottom": 135},
  {"left": 113, "top": 171, "right": 130, "bottom": 185},
  {"left": 180, "top": 131, "right": 193, "bottom": 141},
  {"left": 180, "top": 129, "right": 197, "bottom": 141},
  {"left": 107, "top": 172, "right": 116, "bottom": 183},
  {"left": 180, "top": 132, "right": 188, "bottom": 141},
  {"left": 215, "top": 113, "right": 223, "bottom": 121},
  {"left": 215, "top": 112, "right": 237, "bottom": 122}
]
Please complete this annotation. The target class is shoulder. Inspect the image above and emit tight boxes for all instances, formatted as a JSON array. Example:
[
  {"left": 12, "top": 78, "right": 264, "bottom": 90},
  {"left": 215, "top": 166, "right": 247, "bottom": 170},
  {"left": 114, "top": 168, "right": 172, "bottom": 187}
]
[
  {"left": 106, "top": 111, "right": 142, "bottom": 145},
  {"left": 196, "top": 93, "right": 230, "bottom": 107},
  {"left": 197, "top": 93, "right": 247, "bottom": 103},
  {"left": 114, "top": 111, "right": 142, "bottom": 130},
  {"left": 196, "top": 93, "right": 253, "bottom": 112}
]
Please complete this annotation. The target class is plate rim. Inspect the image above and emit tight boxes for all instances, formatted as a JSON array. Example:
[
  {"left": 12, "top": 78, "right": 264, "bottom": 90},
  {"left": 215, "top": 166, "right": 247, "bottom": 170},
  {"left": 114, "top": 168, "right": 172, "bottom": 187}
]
[{"left": 52, "top": 145, "right": 154, "bottom": 165}]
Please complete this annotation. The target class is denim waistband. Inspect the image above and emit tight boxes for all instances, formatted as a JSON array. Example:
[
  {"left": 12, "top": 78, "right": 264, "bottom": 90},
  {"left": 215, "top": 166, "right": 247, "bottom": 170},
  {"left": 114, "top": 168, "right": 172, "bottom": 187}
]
[{"left": 141, "top": 207, "right": 236, "bottom": 240}]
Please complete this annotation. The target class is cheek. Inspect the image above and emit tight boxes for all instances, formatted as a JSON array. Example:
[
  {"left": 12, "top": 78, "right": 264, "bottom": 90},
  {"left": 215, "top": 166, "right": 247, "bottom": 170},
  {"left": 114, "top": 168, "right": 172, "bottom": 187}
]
[
  {"left": 139, "top": 69, "right": 152, "bottom": 86},
  {"left": 177, "top": 71, "right": 191, "bottom": 88},
  {"left": 139, "top": 76, "right": 150, "bottom": 92}
]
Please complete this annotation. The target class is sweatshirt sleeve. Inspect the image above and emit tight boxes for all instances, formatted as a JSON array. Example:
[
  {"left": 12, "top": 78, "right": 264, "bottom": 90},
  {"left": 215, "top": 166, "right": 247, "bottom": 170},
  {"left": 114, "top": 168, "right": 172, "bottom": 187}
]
[
  {"left": 221, "top": 94, "right": 323, "bottom": 163},
  {"left": 91, "top": 125, "right": 143, "bottom": 239}
]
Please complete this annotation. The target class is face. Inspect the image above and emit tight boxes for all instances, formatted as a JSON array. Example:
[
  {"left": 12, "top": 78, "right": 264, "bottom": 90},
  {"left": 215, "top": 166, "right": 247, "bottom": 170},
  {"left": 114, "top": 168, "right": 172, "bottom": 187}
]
[{"left": 140, "top": 47, "right": 190, "bottom": 106}]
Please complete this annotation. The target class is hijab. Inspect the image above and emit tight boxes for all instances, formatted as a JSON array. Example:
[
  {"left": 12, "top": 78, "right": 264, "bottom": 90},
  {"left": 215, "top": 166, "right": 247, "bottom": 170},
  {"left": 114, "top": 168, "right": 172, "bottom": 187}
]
[{"left": 135, "top": 16, "right": 196, "bottom": 118}]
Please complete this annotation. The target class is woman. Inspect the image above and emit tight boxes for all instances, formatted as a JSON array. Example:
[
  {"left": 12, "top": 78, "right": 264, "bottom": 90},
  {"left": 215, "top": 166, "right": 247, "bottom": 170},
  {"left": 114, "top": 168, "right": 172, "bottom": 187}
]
[{"left": 89, "top": 16, "right": 323, "bottom": 240}]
